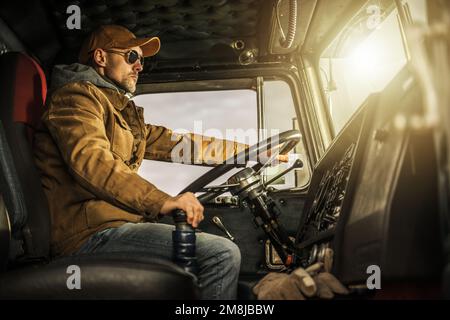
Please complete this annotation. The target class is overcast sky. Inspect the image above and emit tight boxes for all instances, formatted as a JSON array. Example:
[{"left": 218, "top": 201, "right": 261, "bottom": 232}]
[{"left": 133, "top": 90, "right": 257, "bottom": 196}]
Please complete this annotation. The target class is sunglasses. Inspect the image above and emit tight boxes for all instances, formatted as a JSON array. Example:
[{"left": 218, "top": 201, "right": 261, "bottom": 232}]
[{"left": 104, "top": 49, "right": 145, "bottom": 67}]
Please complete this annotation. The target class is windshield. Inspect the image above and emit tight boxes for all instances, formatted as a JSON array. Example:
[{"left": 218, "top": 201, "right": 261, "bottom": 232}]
[{"left": 319, "top": 0, "right": 427, "bottom": 134}]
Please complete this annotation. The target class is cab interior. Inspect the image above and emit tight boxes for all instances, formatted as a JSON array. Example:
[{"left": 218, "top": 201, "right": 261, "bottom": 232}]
[{"left": 0, "top": 0, "right": 448, "bottom": 299}]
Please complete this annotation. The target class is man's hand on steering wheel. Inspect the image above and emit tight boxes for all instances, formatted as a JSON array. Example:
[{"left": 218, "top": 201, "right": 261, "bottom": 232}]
[
  {"left": 259, "top": 150, "right": 289, "bottom": 164},
  {"left": 160, "top": 192, "right": 204, "bottom": 228},
  {"left": 276, "top": 154, "right": 289, "bottom": 163},
  {"left": 161, "top": 131, "right": 298, "bottom": 229}
]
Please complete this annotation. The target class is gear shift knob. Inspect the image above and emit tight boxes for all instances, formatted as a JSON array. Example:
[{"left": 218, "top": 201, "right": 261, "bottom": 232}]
[{"left": 172, "top": 209, "right": 198, "bottom": 275}]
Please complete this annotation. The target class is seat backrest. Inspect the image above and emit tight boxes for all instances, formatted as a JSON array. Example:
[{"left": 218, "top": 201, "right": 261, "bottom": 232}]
[{"left": 0, "top": 52, "right": 50, "bottom": 263}]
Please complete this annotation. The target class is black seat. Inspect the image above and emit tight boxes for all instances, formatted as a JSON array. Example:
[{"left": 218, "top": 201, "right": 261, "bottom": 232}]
[{"left": 0, "top": 52, "right": 199, "bottom": 299}]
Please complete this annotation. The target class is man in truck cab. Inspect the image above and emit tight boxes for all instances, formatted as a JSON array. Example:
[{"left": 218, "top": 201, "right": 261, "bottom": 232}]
[{"left": 33, "top": 24, "right": 268, "bottom": 300}]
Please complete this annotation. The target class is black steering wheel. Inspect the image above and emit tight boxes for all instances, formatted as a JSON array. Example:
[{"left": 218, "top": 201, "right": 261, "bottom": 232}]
[
  {"left": 180, "top": 129, "right": 302, "bottom": 198},
  {"left": 172, "top": 130, "right": 301, "bottom": 275}
]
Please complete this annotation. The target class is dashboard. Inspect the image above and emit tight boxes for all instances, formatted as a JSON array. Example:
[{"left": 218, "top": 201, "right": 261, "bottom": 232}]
[{"left": 295, "top": 67, "right": 443, "bottom": 285}]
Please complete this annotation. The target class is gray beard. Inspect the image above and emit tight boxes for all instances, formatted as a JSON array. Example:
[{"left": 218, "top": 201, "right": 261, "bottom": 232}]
[
  {"left": 114, "top": 79, "right": 135, "bottom": 94},
  {"left": 101, "top": 74, "right": 134, "bottom": 94}
]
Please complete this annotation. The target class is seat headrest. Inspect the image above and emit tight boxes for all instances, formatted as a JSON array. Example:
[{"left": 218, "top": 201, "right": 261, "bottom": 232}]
[
  {"left": 0, "top": 52, "right": 47, "bottom": 129},
  {"left": 0, "top": 52, "right": 51, "bottom": 260}
]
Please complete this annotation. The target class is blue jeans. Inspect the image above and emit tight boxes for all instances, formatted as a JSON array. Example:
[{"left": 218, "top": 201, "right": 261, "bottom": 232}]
[{"left": 75, "top": 222, "right": 241, "bottom": 300}]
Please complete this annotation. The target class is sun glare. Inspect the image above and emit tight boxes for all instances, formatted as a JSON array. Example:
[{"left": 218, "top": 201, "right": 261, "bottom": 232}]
[{"left": 350, "top": 40, "right": 381, "bottom": 79}]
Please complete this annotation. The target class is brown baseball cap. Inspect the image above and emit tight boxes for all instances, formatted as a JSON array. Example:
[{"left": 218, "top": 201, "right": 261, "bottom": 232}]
[{"left": 78, "top": 25, "right": 160, "bottom": 64}]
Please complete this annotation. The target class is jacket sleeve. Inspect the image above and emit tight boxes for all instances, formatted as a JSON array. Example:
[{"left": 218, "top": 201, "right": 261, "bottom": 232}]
[
  {"left": 144, "top": 126, "right": 249, "bottom": 166},
  {"left": 44, "top": 83, "right": 170, "bottom": 220}
]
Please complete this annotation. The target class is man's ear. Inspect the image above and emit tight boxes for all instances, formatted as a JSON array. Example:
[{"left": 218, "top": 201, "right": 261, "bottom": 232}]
[{"left": 92, "top": 48, "right": 107, "bottom": 67}]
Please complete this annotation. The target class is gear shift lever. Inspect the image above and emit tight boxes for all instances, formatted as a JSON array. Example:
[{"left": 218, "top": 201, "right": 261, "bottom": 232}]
[{"left": 172, "top": 209, "right": 198, "bottom": 275}]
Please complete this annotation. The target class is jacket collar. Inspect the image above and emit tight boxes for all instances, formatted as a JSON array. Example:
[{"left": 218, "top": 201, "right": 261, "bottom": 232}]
[
  {"left": 50, "top": 63, "right": 133, "bottom": 111},
  {"left": 98, "top": 87, "right": 131, "bottom": 111}
]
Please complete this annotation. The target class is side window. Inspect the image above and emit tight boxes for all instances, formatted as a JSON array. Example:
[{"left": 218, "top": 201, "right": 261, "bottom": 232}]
[
  {"left": 0, "top": 18, "right": 26, "bottom": 54},
  {"left": 133, "top": 88, "right": 257, "bottom": 196},
  {"left": 134, "top": 79, "right": 311, "bottom": 195},
  {"left": 0, "top": 40, "right": 7, "bottom": 56},
  {"left": 263, "top": 79, "right": 311, "bottom": 189},
  {"left": 319, "top": 2, "right": 409, "bottom": 134}
]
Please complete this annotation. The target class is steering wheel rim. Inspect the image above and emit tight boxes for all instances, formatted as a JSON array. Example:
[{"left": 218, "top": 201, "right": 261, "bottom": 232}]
[{"left": 178, "top": 129, "right": 302, "bottom": 196}]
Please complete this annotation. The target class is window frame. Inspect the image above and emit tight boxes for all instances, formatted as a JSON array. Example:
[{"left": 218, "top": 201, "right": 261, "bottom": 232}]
[{"left": 135, "top": 65, "right": 313, "bottom": 192}]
